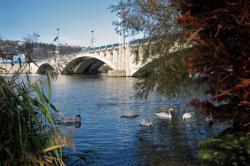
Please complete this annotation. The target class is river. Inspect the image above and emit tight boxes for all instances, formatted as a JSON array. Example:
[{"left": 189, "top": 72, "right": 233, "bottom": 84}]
[{"left": 37, "top": 74, "right": 223, "bottom": 166}]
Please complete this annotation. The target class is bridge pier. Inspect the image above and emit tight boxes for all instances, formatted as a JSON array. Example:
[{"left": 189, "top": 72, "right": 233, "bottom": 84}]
[{"left": 108, "top": 70, "right": 126, "bottom": 77}]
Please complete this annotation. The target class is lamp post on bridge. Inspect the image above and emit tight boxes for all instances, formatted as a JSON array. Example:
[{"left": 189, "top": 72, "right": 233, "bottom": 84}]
[
  {"left": 53, "top": 28, "right": 61, "bottom": 72},
  {"left": 55, "top": 28, "right": 60, "bottom": 55},
  {"left": 53, "top": 27, "right": 60, "bottom": 57},
  {"left": 91, "top": 30, "right": 94, "bottom": 48}
]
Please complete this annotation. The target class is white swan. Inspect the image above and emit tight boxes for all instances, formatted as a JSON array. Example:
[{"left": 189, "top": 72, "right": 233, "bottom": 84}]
[
  {"left": 182, "top": 113, "right": 192, "bottom": 120},
  {"left": 139, "top": 119, "right": 153, "bottom": 127},
  {"left": 154, "top": 108, "right": 173, "bottom": 119}
]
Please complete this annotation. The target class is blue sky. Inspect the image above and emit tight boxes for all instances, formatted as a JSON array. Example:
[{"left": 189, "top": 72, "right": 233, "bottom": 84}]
[{"left": 0, "top": 0, "right": 122, "bottom": 46}]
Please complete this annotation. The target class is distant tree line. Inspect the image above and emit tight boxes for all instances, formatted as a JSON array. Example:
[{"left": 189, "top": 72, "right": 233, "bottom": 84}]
[
  {"left": 59, "top": 45, "right": 82, "bottom": 55},
  {"left": 0, "top": 38, "right": 82, "bottom": 61}
]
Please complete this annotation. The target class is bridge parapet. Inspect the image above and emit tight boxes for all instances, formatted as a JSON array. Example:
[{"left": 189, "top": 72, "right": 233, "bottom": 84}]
[{"left": 83, "top": 43, "right": 119, "bottom": 53}]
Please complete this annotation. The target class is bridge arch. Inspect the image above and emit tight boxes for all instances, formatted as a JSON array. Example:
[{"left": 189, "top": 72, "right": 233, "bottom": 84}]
[
  {"left": 77, "top": 53, "right": 117, "bottom": 69},
  {"left": 62, "top": 55, "right": 116, "bottom": 74},
  {"left": 37, "top": 63, "right": 56, "bottom": 74}
]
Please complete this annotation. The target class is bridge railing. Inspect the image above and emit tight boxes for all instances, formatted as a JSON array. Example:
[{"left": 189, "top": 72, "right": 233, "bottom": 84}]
[{"left": 82, "top": 43, "right": 120, "bottom": 53}]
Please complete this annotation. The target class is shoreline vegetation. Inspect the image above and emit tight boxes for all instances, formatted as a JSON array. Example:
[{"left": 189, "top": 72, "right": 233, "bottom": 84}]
[
  {"left": 0, "top": 72, "right": 67, "bottom": 165},
  {"left": 199, "top": 128, "right": 250, "bottom": 165}
]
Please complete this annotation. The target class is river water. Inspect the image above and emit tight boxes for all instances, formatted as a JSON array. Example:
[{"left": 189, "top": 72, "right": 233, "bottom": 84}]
[{"left": 38, "top": 75, "right": 223, "bottom": 165}]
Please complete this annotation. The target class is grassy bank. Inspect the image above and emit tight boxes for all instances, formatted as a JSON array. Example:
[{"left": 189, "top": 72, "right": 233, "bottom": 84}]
[{"left": 199, "top": 128, "right": 250, "bottom": 166}]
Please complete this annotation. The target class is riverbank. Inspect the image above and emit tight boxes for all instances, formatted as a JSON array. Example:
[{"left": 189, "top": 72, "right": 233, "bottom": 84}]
[{"left": 0, "top": 63, "right": 36, "bottom": 74}]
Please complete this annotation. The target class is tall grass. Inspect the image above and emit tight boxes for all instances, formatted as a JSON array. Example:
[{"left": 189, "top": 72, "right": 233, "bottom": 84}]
[{"left": 0, "top": 72, "right": 66, "bottom": 165}]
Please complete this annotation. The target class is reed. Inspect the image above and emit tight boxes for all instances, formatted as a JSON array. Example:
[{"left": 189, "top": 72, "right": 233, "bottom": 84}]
[{"left": 0, "top": 71, "right": 66, "bottom": 165}]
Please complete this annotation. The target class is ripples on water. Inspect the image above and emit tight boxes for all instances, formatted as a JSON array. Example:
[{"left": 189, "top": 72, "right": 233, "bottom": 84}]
[{"left": 35, "top": 75, "right": 224, "bottom": 166}]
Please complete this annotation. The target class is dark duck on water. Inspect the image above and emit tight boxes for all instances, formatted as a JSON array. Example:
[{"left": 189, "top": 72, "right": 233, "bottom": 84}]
[{"left": 58, "top": 114, "right": 81, "bottom": 128}]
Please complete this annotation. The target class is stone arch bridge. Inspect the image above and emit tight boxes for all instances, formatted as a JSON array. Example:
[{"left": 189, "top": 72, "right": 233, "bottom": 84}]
[{"left": 31, "top": 42, "right": 183, "bottom": 77}]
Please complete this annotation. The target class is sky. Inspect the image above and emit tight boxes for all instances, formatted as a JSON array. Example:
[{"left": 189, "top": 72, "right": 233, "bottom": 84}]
[{"left": 0, "top": 0, "right": 122, "bottom": 46}]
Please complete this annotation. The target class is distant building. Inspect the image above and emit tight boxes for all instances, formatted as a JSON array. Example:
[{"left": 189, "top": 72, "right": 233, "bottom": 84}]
[
  {"left": 0, "top": 54, "right": 26, "bottom": 64},
  {"left": 13, "top": 54, "right": 26, "bottom": 63}
]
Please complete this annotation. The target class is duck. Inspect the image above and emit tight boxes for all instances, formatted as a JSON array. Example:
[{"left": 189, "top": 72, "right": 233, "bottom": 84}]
[
  {"left": 139, "top": 119, "right": 153, "bottom": 127},
  {"left": 154, "top": 108, "right": 173, "bottom": 119},
  {"left": 58, "top": 114, "right": 81, "bottom": 124},
  {"left": 182, "top": 113, "right": 192, "bottom": 120},
  {"left": 121, "top": 112, "right": 139, "bottom": 118}
]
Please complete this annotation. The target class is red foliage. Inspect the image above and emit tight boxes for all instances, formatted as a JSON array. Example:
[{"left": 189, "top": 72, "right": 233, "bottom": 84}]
[{"left": 173, "top": 0, "right": 250, "bottom": 129}]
